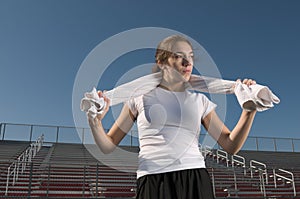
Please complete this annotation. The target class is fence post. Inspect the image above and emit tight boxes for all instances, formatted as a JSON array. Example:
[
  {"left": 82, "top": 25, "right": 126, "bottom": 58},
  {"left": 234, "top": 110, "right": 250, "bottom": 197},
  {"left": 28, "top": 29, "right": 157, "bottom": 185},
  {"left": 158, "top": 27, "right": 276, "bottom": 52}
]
[
  {"left": 56, "top": 127, "right": 59, "bottom": 143},
  {"left": 29, "top": 125, "right": 33, "bottom": 142},
  {"left": 82, "top": 128, "right": 85, "bottom": 144},
  {"left": 0, "top": 123, "right": 2, "bottom": 140},
  {"left": 2, "top": 123, "right": 6, "bottom": 140}
]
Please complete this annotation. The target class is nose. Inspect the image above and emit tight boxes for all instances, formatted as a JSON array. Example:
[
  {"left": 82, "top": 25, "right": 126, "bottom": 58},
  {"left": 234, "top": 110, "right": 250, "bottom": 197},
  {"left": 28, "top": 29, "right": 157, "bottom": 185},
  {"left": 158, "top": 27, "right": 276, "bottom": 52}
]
[{"left": 182, "top": 57, "right": 192, "bottom": 67}]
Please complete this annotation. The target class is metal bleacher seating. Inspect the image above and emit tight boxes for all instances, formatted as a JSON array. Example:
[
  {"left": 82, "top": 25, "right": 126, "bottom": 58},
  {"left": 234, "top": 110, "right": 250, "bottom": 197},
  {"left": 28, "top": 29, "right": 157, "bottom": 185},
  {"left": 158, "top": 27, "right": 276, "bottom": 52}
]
[
  {"left": 202, "top": 146, "right": 300, "bottom": 198},
  {"left": 0, "top": 140, "right": 30, "bottom": 161},
  {"left": 0, "top": 142, "right": 138, "bottom": 198},
  {"left": 1, "top": 131, "right": 299, "bottom": 198},
  {"left": 0, "top": 140, "right": 31, "bottom": 191},
  {"left": 238, "top": 150, "right": 300, "bottom": 169}
]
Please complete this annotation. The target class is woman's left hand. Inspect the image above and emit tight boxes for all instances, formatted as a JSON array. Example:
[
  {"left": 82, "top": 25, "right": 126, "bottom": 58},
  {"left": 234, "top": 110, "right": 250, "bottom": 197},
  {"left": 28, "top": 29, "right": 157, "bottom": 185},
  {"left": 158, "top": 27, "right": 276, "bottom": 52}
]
[{"left": 237, "top": 78, "right": 257, "bottom": 86}]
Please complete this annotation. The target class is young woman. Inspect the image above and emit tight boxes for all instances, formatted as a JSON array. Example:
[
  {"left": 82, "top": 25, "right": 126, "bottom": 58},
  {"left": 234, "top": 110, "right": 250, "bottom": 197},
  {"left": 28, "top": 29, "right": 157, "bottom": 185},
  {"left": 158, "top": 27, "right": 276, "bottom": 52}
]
[{"left": 87, "top": 35, "right": 257, "bottom": 199}]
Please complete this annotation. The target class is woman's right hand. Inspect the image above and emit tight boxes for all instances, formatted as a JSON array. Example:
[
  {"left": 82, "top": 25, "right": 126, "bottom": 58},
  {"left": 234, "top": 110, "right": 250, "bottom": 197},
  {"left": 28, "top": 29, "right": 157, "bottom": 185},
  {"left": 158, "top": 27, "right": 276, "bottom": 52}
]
[
  {"left": 87, "top": 90, "right": 111, "bottom": 126},
  {"left": 97, "top": 90, "right": 110, "bottom": 120}
]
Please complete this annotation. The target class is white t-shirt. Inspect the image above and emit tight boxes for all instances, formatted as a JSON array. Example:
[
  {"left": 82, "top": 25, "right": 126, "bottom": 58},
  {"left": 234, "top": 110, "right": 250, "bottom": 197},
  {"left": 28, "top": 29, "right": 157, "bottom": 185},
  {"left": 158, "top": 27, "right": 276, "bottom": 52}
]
[{"left": 127, "top": 87, "right": 216, "bottom": 179}]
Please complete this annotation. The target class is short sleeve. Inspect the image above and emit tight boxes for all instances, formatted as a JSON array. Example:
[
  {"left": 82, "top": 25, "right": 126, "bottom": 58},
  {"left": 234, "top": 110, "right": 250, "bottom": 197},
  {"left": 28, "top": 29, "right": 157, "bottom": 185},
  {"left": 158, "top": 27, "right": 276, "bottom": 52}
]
[
  {"left": 126, "top": 98, "right": 138, "bottom": 118},
  {"left": 201, "top": 94, "right": 217, "bottom": 119}
]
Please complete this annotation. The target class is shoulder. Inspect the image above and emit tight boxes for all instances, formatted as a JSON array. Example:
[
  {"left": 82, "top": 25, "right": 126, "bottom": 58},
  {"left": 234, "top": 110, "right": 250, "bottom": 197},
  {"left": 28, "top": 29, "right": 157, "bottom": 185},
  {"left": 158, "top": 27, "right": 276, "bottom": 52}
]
[
  {"left": 127, "top": 88, "right": 157, "bottom": 107},
  {"left": 189, "top": 91, "right": 217, "bottom": 112},
  {"left": 188, "top": 91, "right": 211, "bottom": 102}
]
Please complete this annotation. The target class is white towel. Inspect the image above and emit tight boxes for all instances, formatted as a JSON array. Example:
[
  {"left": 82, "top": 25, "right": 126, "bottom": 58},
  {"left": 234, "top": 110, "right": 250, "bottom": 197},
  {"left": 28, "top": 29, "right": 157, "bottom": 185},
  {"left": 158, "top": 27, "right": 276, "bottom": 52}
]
[
  {"left": 80, "top": 70, "right": 280, "bottom": 118},
  {"left": 80, "top": 87, "right": 107, "bottom": 118},
  {"left": 234, "top": 81, "right": 280, "bottom": 112}
]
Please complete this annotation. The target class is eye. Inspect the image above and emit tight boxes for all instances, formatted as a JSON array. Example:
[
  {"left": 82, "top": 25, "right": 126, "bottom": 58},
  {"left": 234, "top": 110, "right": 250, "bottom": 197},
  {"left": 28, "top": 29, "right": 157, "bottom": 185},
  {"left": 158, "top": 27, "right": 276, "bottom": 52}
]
[{"left": 174, "top": 54, "right": 183, "bottom": 59}]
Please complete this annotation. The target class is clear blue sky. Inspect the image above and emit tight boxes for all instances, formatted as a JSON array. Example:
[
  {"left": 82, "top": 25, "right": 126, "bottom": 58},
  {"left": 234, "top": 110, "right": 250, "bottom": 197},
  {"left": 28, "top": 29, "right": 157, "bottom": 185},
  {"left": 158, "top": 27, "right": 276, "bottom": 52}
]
[{"left": 0, "top": 0, "right": 299, "bottom": 140}]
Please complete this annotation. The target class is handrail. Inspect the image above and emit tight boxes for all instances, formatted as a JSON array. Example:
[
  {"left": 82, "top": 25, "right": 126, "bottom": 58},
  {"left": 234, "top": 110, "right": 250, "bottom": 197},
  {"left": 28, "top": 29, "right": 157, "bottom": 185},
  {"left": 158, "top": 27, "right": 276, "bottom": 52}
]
[
  {"left": 249, "top": 160, "right": 268, "bottom": 197},
  {"left": 273, "top": 168, "right": 296, "bottom": 197},
  {"left": 5, "top": 134, "right": 44, "bottom": 195},
  {"left": 231, "top": 154, "right": 246, "bottom": 175},
  {"left": 258, "top": 169, "right": 266, "bottom": 197},
  {"left": 250, "top": 160, "right": 268, "bottom": 185},
  {"left": 216, "top": 149, "right": 228, "bottom": 167}
]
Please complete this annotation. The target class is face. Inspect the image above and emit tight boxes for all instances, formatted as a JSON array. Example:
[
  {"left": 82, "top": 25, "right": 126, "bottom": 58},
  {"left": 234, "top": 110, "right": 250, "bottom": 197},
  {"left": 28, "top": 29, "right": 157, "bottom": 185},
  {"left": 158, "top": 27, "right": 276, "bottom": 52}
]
[{"left": 167, "top": 41, "right": 194, "bottom": 81}]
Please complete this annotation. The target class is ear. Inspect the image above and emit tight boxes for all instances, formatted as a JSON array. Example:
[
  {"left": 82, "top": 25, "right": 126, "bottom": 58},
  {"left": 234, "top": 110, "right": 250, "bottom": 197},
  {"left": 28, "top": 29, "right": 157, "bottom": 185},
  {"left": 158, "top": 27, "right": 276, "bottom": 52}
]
[
  {"left": 156, "top": 59, "right": 161, "bottom": 65},
  {"left": 157, "top": 60, "right": 166, "bottom": 68},
  {"left": 152, "top": 64, "right": 161, "bottom": 73}
]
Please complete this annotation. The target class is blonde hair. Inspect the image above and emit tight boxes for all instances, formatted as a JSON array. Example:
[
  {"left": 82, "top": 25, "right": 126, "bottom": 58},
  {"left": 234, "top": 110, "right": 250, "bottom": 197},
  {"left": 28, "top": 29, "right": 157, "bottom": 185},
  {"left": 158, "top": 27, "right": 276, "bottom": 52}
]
[{"left": 153, "top": 35, "right": 193, "bottom": 72}]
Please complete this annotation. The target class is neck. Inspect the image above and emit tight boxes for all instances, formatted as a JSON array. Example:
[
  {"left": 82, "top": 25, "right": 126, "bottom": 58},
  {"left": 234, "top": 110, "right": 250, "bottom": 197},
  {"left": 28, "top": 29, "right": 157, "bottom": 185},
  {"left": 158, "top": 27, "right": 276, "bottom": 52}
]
[
  {"left": 158, "top": 66, "right": 191, "bottom": 92},
  {"left": 159, "top": 78, "right": 187, "bottom": 92}
]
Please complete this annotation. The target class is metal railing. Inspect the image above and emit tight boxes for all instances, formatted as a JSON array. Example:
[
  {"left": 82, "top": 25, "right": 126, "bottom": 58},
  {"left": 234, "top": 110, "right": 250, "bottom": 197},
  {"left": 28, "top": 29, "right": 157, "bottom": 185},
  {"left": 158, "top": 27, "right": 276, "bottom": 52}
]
[
  {"left": 207, "top": 148, "right": 296, "bottom": 198},
  {"left": 1, "top": 122, "right": 299, "bottom": 152},
  {"left": 1, "top": 139, "right": 297, "bottom": 198},
  {"left": 250, "top": 160, "right": 268, "bottom": 184},
  {"left": 2, "top": 161, "right": 136, "bottom": 198},
  {"left": 5, "top": 134, "right": 44, "bottom": 195},
  {"left": 3, "top": 158, "right": 296, "bottom": 199},
  {"left": 216, "top": 149, "right": 229, "bottom": 167},
  {"left": 199, "top": 144, "right": 214, "bottom": 157},
  {"left": 231, "top": 154, "right": 246, "bottom": 175},
  {"left": 273, "top": 168, "right": 296, "bottom": 197}
]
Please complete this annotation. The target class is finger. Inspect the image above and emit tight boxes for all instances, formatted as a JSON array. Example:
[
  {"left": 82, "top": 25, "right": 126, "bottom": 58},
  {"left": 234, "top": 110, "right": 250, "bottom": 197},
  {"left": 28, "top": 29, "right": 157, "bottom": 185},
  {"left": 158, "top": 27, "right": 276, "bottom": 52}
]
[
  {"left": 97, "top": 91, "right": 103, "bottom": 97},
  {"left": 103, "top": 97, "right": 110, "bottom": 111},
  {"left": 96, "top": 114, "right": 103, "bottom": 121},
  {"left": 87, "top": 112, "right": 96, "bottom": 123},
  {"left": 248, "top": 79, "right": 256, "bottom": 85},
  {"left": 248, "top": 79, "right": 257, "bottom": 86},
  {"left": 242, "top": 79, "right": 248, "bottom": 84},
  {"left": 246, "top": 79, "right": 252, "bottom": 86},
  {"left": 103, "top": 96, "right": 110, "bottom": 103},
  {"left": 87, "top": 112, "right": 93, "bottom": 118},
  {"left": 106, "top": 97, "right": 111, "bottom": 105}
]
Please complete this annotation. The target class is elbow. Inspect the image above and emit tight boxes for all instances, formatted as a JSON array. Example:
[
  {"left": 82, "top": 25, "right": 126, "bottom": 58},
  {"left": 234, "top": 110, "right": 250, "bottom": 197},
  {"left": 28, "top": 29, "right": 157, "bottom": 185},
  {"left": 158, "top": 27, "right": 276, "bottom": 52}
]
[
  {"left": 100, "top": 146, "right": 116, "bottom": 154},
  {"left": 102, "top": 149, "right": 113, "bottom": 154},
  {"left": 221, "top": 136, "right": 244, "bottom": 155},
  {"left": 230, "top": 149, "right": 240, "bottom": 155},
  {"left": 93, "top": 137, "right": 117, "bottom": 154},
  {"left": 98, "top": 144, "right": 117, "bottom": 154},
  {"left": 225, "top": 146, "right": 241, "bottom": 155}
]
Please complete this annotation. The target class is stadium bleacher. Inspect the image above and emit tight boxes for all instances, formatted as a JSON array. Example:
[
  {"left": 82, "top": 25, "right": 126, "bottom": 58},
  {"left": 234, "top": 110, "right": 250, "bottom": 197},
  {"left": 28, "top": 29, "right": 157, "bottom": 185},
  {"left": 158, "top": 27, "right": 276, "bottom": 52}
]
[
  {"left": 0, "top": 123, "right": 299, "bottom": 198},
  {"left": 204, "top": 148, "right": 300, "bottom": 198}
]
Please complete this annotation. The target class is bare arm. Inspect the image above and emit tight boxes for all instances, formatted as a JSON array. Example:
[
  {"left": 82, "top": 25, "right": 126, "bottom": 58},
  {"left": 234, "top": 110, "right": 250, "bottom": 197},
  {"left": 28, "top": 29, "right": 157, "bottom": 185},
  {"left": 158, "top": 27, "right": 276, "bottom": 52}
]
[
  {"left": 202, "top": 109, "right": 256, "bottom": 154},
  {"left": 202, "top": 78, "right": 257, "bottom": 154},
  {"left": 87, "top": 91, "right": 135, "bottom": 154}
]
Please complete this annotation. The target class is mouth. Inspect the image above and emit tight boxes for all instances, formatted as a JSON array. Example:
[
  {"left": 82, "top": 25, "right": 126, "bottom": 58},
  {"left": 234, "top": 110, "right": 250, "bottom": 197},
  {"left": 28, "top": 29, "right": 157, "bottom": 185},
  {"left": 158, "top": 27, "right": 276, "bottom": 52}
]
[{"left": 183, "top": 69, "right": 192, "bottom": 73}]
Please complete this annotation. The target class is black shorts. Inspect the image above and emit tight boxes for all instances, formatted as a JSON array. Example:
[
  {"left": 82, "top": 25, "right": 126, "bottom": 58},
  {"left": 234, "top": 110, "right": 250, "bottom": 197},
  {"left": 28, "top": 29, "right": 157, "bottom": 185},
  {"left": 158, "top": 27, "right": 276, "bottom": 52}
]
[{"left": 136, "top": 168, "right": 215, "bottom": 199}]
